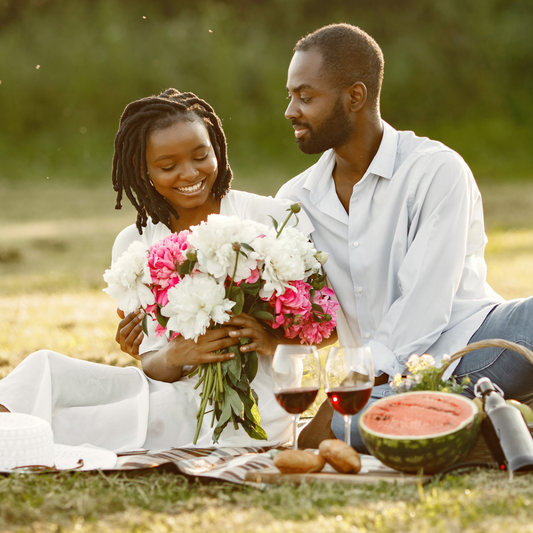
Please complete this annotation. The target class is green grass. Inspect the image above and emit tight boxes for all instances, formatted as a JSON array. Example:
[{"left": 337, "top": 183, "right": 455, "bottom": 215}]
[{"left": 1, "top": 179, "right": 533, "bottom": 532}]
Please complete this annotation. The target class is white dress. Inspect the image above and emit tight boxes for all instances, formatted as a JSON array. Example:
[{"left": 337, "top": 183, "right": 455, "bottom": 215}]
[{"left": 0, "top": 190, "right": 314, "bottom": 452}]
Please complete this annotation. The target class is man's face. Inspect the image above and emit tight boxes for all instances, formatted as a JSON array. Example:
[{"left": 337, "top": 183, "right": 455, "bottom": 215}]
[{"left": 285, "top": 49, "right": 353, "bottom": 154}]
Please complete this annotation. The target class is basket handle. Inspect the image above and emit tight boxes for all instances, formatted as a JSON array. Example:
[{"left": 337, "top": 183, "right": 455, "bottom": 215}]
[{"left": 448, "top": 338, "right": 533, "bottom": 366}]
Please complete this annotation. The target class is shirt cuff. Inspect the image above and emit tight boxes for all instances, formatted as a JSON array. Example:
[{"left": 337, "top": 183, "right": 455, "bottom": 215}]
[{"left": 366, "top": 340, "right": 404, "bottom": 378}]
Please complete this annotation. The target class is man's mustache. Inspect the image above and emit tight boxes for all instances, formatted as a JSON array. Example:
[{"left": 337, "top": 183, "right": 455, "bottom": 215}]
[{"left": 291, "top": 120, "right": 310, "bottom": 129}]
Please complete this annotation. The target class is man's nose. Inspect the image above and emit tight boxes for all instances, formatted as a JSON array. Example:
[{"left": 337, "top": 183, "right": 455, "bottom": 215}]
[{"left": 284, "top": 97, "right": 300, "bottom": 120}]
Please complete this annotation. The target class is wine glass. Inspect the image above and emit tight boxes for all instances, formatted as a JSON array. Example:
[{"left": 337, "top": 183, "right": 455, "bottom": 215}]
[
  {"left": 325, "top": 346, "right": 374, "bottom": 447},
  {"left": 272, "top": 344, "right": 321, "bottom": 449}
]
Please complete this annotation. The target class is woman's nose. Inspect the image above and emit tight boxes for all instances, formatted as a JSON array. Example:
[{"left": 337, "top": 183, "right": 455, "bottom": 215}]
[{"left": 178, "top": 161, "right": 199, "bottom": 180}]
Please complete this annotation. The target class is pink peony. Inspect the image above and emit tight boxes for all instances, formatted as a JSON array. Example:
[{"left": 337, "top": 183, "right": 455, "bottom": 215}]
[
  {"left": 266, "top": 280, "right": 313, "bottom": 333},
  {"left": 147, "top": 231, "right": 191, "bottom": 289},
  {"left": 299, "top": 288, "right": 339, "bottom": 344}
]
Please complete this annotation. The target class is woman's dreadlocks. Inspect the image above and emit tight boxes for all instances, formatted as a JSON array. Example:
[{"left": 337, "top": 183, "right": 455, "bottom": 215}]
[{"left": 112, "top": 89, "right": 233, "bottom": 233}]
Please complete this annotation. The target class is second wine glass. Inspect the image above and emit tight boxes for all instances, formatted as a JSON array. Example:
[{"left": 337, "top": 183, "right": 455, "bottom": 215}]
[
  {"left": 272, "top": 344, "right": 321, "bottom": 449},
  {"left": 325, "top": 346, "right": 374, "bottom": 447}
]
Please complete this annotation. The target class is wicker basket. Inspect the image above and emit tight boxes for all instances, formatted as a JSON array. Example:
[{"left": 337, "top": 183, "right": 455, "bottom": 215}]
[{"left": 448, "top": 338, "right": 533, "bottom": 465}]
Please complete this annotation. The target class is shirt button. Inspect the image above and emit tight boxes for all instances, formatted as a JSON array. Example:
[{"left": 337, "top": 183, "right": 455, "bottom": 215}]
[
  {"left": 365, "top": 333, "right": 371, "bottom": 339},
  {"left": 353, "top": 241, "right": 359, "bottom": 248},
  {"left": 357, "top": 287, "right": 363, "bottom": 293}
]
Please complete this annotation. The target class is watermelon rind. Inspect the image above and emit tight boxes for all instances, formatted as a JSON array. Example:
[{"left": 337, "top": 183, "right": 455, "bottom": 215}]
[{"left": 359, "top": 391, "right": 481, "bottom": 474}]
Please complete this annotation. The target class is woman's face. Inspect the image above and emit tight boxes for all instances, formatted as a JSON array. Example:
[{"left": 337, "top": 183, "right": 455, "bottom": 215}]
[{"left": 145, "top": 118, "right": 219, "bottom": 214}]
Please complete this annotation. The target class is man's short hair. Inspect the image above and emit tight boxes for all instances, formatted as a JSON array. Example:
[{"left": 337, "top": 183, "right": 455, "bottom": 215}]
[{"left": 294, "top": 23, "right": 384, "bottom": 106}]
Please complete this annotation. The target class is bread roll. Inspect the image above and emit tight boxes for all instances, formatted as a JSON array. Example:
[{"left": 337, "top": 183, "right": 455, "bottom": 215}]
[
  {"left": 319, "top": 439, "right": 361, "bottom": 474},
  {"left": 273, "top": 449, "right": 326, "bottom": 474}
]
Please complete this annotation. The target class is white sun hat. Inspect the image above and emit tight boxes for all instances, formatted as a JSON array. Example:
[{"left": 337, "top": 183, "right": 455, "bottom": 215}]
[
  {"left": 0, "top": 413, "right": 54, "bottom": 470},
  {"left": 0, "top": 413, "right": 117, "bottom": 472}
]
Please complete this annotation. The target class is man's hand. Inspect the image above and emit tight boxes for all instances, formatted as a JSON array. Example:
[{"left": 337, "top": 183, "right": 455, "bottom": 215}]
[
  {"left": 227, "top": 312, "right": 280, "bottom": 356},
  {"left": 374, "top": 373, "right": 390, "bottom": 386},
  {"left": 115, "top": 309, "right": 144, "bottom": 360}
]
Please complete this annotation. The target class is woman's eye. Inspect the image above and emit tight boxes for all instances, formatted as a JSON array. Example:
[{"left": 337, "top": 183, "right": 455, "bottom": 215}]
[
  {"left": 161, "top": 165, "right": 175, "bottom": 172},
  {"left": 194, "top": 154, "right": 208, "bottom": 162}
]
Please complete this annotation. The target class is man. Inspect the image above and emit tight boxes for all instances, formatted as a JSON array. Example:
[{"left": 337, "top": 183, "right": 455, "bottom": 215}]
[{"left": 276, "top": 23, "right": 533, "bottom": 452}]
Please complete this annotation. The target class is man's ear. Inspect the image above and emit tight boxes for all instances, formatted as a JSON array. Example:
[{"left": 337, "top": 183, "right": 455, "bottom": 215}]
[{"left": 347, "top": 82, "right": 367, "bottom": 112}]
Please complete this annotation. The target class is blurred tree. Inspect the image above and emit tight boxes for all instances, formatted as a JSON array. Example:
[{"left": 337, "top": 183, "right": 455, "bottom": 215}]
[{"left": 0, "top": 0, "right": 531, "bottom": 186}]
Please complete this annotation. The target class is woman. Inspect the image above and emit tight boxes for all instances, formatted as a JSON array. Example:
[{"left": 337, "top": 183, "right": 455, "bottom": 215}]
[{"left": 0, "top": 89, "right": 319, "bottom": 452}]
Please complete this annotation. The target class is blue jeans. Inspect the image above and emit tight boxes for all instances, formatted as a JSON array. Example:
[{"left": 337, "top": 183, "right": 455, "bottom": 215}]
[{"left": 332, "top": 297, "right": 533, "bottom": 453}]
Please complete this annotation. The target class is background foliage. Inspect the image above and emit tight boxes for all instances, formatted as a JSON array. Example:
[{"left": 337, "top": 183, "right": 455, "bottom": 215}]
[{"left": 1, "top": 0, "right": 532, "bottom": 193}]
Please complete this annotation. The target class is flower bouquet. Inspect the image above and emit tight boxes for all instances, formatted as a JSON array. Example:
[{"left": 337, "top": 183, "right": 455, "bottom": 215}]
[{"left": 104, "top": 204, "right": 338, "bottom": 444}]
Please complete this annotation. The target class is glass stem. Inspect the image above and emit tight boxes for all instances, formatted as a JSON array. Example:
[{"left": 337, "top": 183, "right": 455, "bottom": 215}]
[
  {"left": 292, "top": 414, "right": 299, "bottom": 450},
  {"left": 344, "top": 414, "right": 352, "bottom": 447}
]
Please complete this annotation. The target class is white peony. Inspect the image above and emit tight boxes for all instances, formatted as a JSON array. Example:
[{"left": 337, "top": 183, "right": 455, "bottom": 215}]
[
  {"left": 103, "top": 241, "right": 154, "bottom": 314},
  {"left": 188, "top": 214, "right": 268, "bottom": 283},
  {"left": 161, "top": 273, "right": 235, "bottom": 341},
  {"left": 277, "top": 226, "right": 321, "bottom": 277},
  {"left": 253, "top": 228, "right": 309, "bottom": 299}
]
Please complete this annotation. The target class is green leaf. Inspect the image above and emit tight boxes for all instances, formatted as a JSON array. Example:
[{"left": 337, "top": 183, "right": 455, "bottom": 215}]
[
  {"left": 226, "top": 387, "right": 243, "bottom": 418},
  {"left": 223, "top": 347, "right": 242, "bottom": 382},
  {"left": 240, "top": 242, "right": 254, "bottom": 251},
  {"left": 250, "top": 310, "right": 275, "bottom": 321},
  {"left": 228, "top": 285, "right": 245, "bottom": 315},
  {"left": 244, "top": 352, "right": 258, "bottom": 382},
  {"left": 156, "top": 308, "right": 169, "bottom": 328},
  {"left": 311, "top": 303, "right": 324, "bottom": 313},
  {"left": 241, "top": 419, "right": 268, "bottom": 441},
  {"left": 268, "top": 215, "right": 279, "bottom": 231},
  {"left": 141, "top": 313, "right": 149, "bottom": 336},
  {"left": 241, "top": 279, "right": 261, "bottom": 296},
  {"left": 236, "top": 377, "right": 249, "bottom": 392}
]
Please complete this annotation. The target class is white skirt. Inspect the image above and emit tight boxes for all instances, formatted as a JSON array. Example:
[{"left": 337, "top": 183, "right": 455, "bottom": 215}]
[{"left": 0, "top": 350, "right": 292, "bottom": 452}]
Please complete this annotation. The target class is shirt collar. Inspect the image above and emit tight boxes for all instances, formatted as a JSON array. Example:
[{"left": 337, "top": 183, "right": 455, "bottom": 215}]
[
  {"left": 303, "top": 120, "right": 399, "bottom": 202},
  {"left": 365, "top": 120, "right": 398, "bottom": 181}
]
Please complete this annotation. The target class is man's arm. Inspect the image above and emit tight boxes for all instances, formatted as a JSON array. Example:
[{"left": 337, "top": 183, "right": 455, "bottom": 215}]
[{"left": 368, "top": 152, "right": 483, "bottom": 377}]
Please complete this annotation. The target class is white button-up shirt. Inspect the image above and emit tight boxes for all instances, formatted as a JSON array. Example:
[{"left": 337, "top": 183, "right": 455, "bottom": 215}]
[{"left": 277, "top": 121, "right": 503, "bottom": 378}]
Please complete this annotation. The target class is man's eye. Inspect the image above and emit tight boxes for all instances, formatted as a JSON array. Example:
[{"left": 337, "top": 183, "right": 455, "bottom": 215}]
[{"left": 301, "top": 97, "right": 311, "bottom": 104}]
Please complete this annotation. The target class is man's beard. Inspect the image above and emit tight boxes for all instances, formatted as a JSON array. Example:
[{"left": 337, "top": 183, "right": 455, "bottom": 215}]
[{"left": 294, "top": 97, "right": 353, "bottom": 155}]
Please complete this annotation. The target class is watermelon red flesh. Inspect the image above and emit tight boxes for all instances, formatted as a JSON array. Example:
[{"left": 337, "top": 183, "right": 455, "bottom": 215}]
[{"left": 359, "top": 392, "right": 481, "bottom": 475}]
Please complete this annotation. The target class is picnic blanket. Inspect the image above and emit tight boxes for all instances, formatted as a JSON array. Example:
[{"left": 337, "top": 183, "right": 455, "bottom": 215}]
[{"left": 111, "top": 446, "right": 279, "bottom": 484}]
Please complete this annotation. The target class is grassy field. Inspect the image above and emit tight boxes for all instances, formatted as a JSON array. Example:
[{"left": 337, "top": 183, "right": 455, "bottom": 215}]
[{"left": 1, "top": 178, "right": 533, "bottom": 532}]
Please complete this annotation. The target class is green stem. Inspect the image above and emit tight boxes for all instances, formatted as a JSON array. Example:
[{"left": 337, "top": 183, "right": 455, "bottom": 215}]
[
  {"left": 225, "top": 246, "right": 241, "bottom": 299},
  {"left": 217, "top": 362, "right": 224, "bottom": 394},
  {"left": 193, "top": 365, "right": 215, "bottom": 444},
  {"left": 276, "top": 207, "right": 297, "bottom": 238},
  {"left": 194, "top": 372, "right": 206, "bottom": 390}
]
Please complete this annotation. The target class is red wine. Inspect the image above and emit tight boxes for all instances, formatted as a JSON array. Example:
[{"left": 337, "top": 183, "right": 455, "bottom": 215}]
[
  {"left": 275, "top": 387, "right": 319, "bottom": 414},
  {"left": 326, "top": 386, "right": 372, "bottom": 416}
]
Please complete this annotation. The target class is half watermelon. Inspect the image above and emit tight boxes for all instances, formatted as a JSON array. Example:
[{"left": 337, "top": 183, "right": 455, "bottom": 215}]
[{"left": 359, "top": 391, "right": 481, "bottom": 474}]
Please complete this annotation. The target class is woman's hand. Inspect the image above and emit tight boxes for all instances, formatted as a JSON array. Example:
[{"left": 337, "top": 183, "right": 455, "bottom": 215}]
[
  {"left": 227, "top": 312, "right": 280, "bottom": 356},
  {"left": 116, "top": 309, "right": 145, "bottom": 360},
  {"left": 141, "top": 326, "right": 239, "bottom": 382}
]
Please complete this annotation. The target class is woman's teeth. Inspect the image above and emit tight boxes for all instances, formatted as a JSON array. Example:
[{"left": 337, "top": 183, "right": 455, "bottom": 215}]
[{"left": 177, "top": 181, "right": 203, "bottom": 193}]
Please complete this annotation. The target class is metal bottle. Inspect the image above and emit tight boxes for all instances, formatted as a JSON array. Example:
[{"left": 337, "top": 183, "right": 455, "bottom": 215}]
[{"left": 475, "top": 377, "right": 533, "bottom": 472}]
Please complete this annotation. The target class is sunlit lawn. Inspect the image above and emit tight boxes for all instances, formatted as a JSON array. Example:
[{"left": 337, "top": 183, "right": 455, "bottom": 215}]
[{"left": 1, "top": 178, "right": 533, "bottom": 532}]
